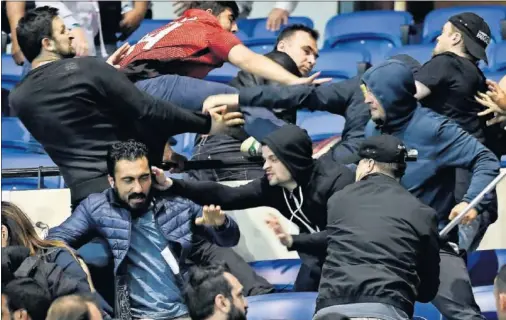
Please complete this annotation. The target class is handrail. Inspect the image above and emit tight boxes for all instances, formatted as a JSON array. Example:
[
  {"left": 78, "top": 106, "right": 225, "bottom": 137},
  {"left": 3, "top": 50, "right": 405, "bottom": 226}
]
[
  {"left": 439, "top": 170, "right": 506, "bottom": 238},
  {"left": 1, "top": 158, "right": 265, "bottom": 179}
]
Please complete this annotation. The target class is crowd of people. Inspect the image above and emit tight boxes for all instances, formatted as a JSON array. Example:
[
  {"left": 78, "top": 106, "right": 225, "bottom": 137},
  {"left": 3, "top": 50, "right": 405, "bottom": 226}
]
[{"left": 1, "top": 1, "right": 506, "bottom": 320}]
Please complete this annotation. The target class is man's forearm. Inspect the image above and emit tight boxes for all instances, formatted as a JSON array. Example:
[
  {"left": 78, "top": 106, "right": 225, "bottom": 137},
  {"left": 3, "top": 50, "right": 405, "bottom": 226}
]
[{"left": 6, "top": 1, "right": 25, "bottom": 45}]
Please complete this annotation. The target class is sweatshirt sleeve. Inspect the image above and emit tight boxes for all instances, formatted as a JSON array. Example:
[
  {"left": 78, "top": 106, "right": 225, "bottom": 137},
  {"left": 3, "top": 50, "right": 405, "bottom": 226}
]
[
  {"left": 87, "top": 59, "right": 212, "bottom": 137},
  {"left": 291, "top": 231, "right": 327, "bottom": 255},
  {"left": 170, "top": 178, "right": 269, "bottom": 210},
  {"left": 239, "top": 79, "right": 356, "bottom": 116},
  {"left": 435, "top": 119, "right": 500, "bottom": 212}
]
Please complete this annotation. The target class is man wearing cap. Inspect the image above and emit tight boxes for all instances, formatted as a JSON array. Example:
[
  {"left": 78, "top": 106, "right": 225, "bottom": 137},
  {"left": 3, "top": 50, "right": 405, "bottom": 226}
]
[
  {"left": 362, "top": 59, "right": 500, "bottom": 320},
  {"left": 310, "top": 135, "right": 440, "bottom": 320},
  {"left": 152, "top": 124, "right": 355, "bottom": 292}
]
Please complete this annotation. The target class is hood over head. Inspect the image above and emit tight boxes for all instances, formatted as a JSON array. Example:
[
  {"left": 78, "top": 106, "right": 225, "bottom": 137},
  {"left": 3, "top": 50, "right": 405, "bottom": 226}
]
[
  {"left": 361, "top": 60, "right": 418, "bottom": 131},
  {"left": 261, "top": 124, "right": 314, "bottom": 186}
]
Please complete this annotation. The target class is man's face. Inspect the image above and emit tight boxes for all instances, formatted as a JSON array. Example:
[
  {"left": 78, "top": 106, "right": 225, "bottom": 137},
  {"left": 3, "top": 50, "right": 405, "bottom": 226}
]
[
  {"left": 362, "top": 85, "right": 386, "bottom": 124},
  {"left": 109, "top": 157, "right": 152, "bottom": 211},
  {"left": 262, "top": 145, "right": 293, "bottom": 187},
  {"left": 433, "top": 22, "right": 461, "bottom": 56},
  {"left": 46, "top": 17, "right": 76, "bottom": 59},
  {"left": 276, "top": 31, "right": 319, "bottom": 76},
  {"left": 215, "top": 8, "right": 238, "bottom": 33},
  {"left": 223, "top": 273, "right": 248, "bottom": 320}
]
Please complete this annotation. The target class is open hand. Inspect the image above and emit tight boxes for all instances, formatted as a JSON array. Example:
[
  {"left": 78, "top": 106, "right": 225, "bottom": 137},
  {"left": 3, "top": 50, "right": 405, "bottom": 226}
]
[
  {"left": 196, "top": 205, "right": 226, "bottom": 226},
  {"left": 151, "top": 166, "right": 173, "bottom": 191},
  {"left": 208, "top": 105, "right": 245, "bottom": 135},
  {"left": 486, "top": 79, "right": 506, "bottom": 110},
  {"left": 106, "top": 43, "right": 131, "bottom": 68},
  {"left": 265, "top": 214, "right": 293, "bottom": 248},
  {"left": 266, "top": 8, "right": 289, "bottom": 31},
  {"left": 448, "top": 202, "right": 478, "bottom": 225}
]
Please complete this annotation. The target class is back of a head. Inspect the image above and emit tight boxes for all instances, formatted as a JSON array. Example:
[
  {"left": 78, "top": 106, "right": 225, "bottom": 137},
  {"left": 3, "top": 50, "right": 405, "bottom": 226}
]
[
  {"left": 190, "top": 1, "right": 239, "bottom": 19},
  {"left": 183, "top": 265, "right": 232, "bottom": 320},
  {"left": 16, "top": 6, "right": 59, "bottom": 63},
  {"left": 3, "top": 277, "right": 52, "bottom": 320},
  {"left": 46, "top": 294, "right": 100, "bottom": 320},
  {"left": 389, "top": 54, "right": 422, "bottom": 75},
  {"left": 2, "top": 246, "right": 31, "bottom": 285},
  {"left": 264, "top": 51, "right": 302, "bottom": 77}
]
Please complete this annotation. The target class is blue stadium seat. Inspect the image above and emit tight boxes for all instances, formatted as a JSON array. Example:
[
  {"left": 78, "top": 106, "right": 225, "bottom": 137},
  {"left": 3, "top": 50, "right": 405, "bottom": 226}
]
[
  {"left": 242, "top": 17, "right": 314, "bottom": 48},
  {"left": 323, "top": 11, "right": 413, "bottom": 64},
  {"left": 247, "top": 44, "right": 275, "bottom": 55},
  {"left": 237, "top": 18, "right": 259, "bottom": 37},
  {"left": 1, "top": 117, "right": 44, "bottom": 152},
  {"left": 387, "top": 44, "right": 434, "bottom": 65},
  {"left": 1, "top": 55, "right": 23, "bottom": 90},
  {"left": 297, "top": 110, "right": 346, "bottom": 142},
  {"left": 489, "top": 42, "right": 506, "bottom": 72},
  {"left": 171, "top": 133, "right": 196, "bottom": 160},
  {"left": 234, "top": 29, "right": 249, "bottom": 42},
  {"left": 249, "top": 259, "right": 301, "bottom": 291},
  {"left": 473, "top": 285, "right": 497, "bottom": 319},
  {"left": 312, "top": 49, "right": 371, "bottom": 81},
  {"left": 422, "top": 6, "right": 506, "bottom": 44},
  {"left": 204, "top": 63, "right": 240, "bottom": 84},
  {"left": 502, "top": 155, "right": 506, "bottom": 167},
  {"left": 484, "top": 72, "right": 506, "bottom": 83},
  {"left": 123, "top": 19, "right": 172, "bottom": 44}
]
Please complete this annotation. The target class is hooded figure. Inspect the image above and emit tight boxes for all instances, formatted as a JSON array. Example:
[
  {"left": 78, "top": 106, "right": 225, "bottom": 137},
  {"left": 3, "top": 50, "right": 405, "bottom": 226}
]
[
  {"left": 170, "top": 124, "right": 355, "bottom": 291},
  {"left": 362, "top": 60, "right": 500, "bottom": 320}
]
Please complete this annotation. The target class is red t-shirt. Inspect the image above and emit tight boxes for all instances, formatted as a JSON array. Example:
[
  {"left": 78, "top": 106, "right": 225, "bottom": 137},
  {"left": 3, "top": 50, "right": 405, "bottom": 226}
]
[{"left": 119, "top": 9, "right": 242, "bottom": 82}]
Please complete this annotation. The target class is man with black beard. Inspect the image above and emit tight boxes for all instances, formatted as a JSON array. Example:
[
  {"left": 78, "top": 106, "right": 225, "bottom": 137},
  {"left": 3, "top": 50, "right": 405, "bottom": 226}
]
[
  {"left": 48, "top": 140, "right": 240, "bottom": 320},
  {"left": 184, "top": 264, "right": 248, "bottom": 320}
]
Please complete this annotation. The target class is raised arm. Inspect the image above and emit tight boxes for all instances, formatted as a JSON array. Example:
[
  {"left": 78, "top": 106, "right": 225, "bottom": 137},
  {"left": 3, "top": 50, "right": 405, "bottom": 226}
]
[{"left": 88, "top": 59, "right": 242, "bottom": 137}]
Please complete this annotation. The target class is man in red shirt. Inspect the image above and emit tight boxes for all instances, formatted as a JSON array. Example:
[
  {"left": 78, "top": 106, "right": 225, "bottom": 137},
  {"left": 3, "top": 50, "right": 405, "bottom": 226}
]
[{"left": 118, "top": 1, "right": 324, "bottom": 113}]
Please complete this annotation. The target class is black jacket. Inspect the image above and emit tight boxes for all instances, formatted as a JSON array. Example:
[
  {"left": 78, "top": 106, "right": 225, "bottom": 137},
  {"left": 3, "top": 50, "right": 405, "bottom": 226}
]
[
  {"left": 9, "top": 58, "right": 212, "bottom": 205},
  {"left": 316, "top": 173, "right": 440, "bottom": 317},
  {"left": 171, "top": 125, "right": 355, "bottom": 252}
]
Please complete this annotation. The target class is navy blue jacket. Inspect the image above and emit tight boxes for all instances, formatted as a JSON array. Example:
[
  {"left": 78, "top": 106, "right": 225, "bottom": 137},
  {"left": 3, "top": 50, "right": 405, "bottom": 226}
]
[
  {"left": 362, "top": 60, "right": 500, "bottom": 236},
  {"left": 48, "top": 188, "right": 240, "bottom": 319}
]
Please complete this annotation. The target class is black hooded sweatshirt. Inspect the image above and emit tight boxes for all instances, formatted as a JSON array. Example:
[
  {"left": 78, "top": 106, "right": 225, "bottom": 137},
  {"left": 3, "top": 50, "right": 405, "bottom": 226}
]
[{"left": 170, "top": 124, "right": 355, "bottom": 253}]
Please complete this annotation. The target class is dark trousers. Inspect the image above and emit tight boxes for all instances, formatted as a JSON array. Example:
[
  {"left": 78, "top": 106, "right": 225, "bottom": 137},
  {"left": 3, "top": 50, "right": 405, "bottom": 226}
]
[
  {"left": 295, "top": 252, "right": 325, "bottom": 291},
  {"left": 188, "top": 237, "right": 274, "bottom": 296},
  {"left": 432, "top": 247, "right": 486, "bottom": 320}
]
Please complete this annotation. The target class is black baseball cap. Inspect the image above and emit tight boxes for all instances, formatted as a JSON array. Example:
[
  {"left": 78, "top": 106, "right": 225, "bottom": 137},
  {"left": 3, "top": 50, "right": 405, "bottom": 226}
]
[
  {"left": 350, "top": 135, "right": 410, "bottom": 164},
  {"left": 449, "top": 12, "right": 491, "bottom": 64}
]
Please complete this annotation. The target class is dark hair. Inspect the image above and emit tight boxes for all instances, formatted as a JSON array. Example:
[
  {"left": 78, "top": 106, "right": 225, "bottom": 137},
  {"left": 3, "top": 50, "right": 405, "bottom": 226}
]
[
  {"left": 190, "top": 1, "right": 239, "bottom": 20},
  {"left": 16, "top": 6, "right": 59, "bottom": 62},
  {"left": 183, "top": 264, "right": 233, "bottom": 320},
  {"left": 46, "top": 294, "right": 99, "bottom": 320},
  {"left": 3, "top": 278, "right": 52, "bottom": 320},
  {"left": 275, "top": 24, "right": 319, "bottom": 47},
  {"left": 264, "top": 51, "right": 302, "bottom": 77},
  {"left": 497, "top": 265, "right": 506, "bottom": 293},
  {"left": 106, "top": 140, "right": 150, "bottom": 177}
]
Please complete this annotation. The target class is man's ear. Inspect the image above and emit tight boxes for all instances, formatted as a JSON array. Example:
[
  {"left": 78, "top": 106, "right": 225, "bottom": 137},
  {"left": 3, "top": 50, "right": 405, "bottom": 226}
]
[
  {"left": 13, "top": 309, "right": 28, "bottom": 320},
  {"left": 451, "top": 31, "right": 463, "bottom": 46},
  {"left": 1, "top": 225, "right": 9, "bottom": 247},
  {"left": 108, "top": 175, "right": 115, "bottom": 188},
  {"left": 214, "top": 294, "right": 231, "bottom": 314},
  {"left": 277, "top": 40, "right": 286, "bottom": 52},
  {"left": 500, "top": 292, "right": 506, "bottom": 312},
  {"left": 41, "top": 37, "right": 55, "bottom": 52}
]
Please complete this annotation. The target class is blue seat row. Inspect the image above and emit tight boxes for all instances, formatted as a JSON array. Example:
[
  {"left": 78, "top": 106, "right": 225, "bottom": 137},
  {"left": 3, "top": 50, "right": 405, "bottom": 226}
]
[{"left": 247, "top": 249, "right": 506, "bottom": 320}]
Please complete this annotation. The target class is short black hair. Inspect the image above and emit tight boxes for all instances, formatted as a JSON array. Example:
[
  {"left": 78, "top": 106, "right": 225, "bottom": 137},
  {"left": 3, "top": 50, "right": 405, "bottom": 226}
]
[
  {"left": 183, "top": 264, "right": 233, "bottom": 320},
  {"left": 190, "top": 1, "right": 239, "bottom": 20},
  {"left": 3, "top": 278, "right": 52, "bottom": 320},
  {"left": 375, "top": 162, "right": 407, "bottom": 179},
  {"left": 497, "top": 265, "right": 506, "bottom": 293},
  {"left": 106, "top": 140, "right": 150, "bottom": 177},
  {"left": 16, "top": 6, "right": 59, "bottom": 63},
  {"left": 275, "top": 24, "right": 319, "bottom": 47}
]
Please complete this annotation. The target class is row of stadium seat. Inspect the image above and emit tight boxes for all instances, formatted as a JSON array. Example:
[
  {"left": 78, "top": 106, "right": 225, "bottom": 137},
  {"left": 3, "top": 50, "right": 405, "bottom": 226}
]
[{"left": 246, "top": 249, "right": 506, "bottom": 319}]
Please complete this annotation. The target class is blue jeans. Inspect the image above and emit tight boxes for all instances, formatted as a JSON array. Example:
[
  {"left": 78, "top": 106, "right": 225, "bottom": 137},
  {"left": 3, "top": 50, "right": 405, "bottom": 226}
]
[{"left": 313, "top": 303, "right": 409, "bottom": 320}]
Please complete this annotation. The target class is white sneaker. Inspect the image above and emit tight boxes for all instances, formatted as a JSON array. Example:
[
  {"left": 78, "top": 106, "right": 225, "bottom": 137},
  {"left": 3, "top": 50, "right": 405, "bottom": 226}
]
[{"left": 240, "top": 137, "right": 262, "bottom": 157}]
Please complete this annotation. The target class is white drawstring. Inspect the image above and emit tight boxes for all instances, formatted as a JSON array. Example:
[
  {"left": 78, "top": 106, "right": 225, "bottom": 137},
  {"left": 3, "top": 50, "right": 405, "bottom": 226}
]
[{"left": 282, "top": 186, "right": 319, "bottom": 234}]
